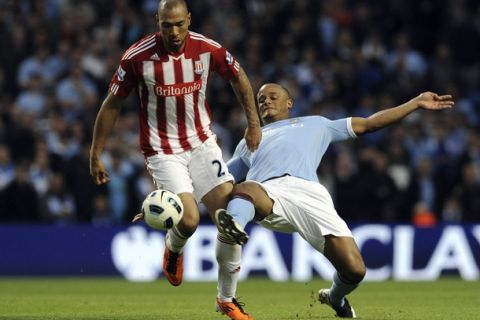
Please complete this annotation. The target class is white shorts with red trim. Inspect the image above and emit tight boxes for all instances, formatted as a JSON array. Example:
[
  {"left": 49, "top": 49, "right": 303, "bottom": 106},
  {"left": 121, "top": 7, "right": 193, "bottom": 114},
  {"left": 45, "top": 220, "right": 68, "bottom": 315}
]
[
  {"left": 254, "top": 175, "right": 353, "bottom": 253},
  {"left": 145, "top": 136, "right": 233, "bottom": 202}
]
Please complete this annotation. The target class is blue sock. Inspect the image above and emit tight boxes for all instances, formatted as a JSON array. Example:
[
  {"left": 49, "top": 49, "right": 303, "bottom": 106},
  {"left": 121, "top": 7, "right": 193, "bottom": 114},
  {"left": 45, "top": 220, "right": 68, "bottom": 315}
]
[{"left": 227, "top": 197, "right": 255, "bottom": 228}]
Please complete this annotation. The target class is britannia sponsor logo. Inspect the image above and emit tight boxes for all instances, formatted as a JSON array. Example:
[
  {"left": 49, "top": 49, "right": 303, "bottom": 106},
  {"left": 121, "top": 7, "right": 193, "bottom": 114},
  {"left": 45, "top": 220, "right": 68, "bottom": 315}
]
[{"left": 155, "top": 79, "right": 202, "bottom": 97}]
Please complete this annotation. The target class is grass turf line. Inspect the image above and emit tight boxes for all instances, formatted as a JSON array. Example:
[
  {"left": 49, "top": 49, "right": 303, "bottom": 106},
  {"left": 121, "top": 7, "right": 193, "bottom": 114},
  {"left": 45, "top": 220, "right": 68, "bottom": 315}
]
[{"left": 0, "top": 277, "right": 478, "bottom": 319}]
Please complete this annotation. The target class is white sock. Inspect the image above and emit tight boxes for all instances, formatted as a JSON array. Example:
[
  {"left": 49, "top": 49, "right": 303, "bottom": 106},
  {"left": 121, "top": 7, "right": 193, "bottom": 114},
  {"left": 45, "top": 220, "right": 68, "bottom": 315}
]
[
  {"left": 166, "top": 226, "right": 188, "bottom": 253},
  {"left": 216, "top": 235, "right": 241, "bottom": 302},
  {"left": 329, "top": 271, "right": 359, "bottom": 307}
]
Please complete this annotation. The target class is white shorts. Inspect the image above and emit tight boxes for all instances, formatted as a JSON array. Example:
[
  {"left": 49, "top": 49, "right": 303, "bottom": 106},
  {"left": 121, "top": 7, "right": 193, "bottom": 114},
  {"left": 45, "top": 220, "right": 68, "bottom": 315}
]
[
  {"left": 254, "top": 175, "right": 353, "bottom": 253},
  {"left": 145, "top": 136, "right": 233, "bottom": 202}
]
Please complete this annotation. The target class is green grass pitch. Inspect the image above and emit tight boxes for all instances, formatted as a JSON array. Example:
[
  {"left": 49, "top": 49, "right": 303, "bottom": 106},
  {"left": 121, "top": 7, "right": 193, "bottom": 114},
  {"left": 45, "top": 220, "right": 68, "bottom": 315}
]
[{"left": 0, "top": 277, "right": 478, "bottom": 319}]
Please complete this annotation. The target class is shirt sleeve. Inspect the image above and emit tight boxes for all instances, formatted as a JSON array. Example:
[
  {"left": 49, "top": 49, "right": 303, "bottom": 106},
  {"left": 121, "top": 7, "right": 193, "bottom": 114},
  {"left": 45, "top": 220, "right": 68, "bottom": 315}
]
[
  {"left": 109, "top": 59, "right": 137, "bottom": 98},
  {"left": 227, "top": 140, "right": 250, "bottom": 183},
  {"left": 210, "top": 47, "right": 240, "bottom": 81},
  {"left": 321, "top": 117, "right": 357, "bottom": 142}
]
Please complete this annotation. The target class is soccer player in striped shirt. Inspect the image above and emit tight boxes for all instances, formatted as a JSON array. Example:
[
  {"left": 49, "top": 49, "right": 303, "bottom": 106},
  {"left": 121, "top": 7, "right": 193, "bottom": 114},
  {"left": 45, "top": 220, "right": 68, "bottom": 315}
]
[
  {"left": 215, "top": 83, "right": 454, "bottom": 318},
  {"left": 89, "top": 0, "right": 261, "bottom": 310}
]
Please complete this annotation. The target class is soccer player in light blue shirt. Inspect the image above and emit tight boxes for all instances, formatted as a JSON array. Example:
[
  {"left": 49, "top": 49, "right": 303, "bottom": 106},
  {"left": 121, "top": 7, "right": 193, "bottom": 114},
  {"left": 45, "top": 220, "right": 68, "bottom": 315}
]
[
  {"left": 228, "top": 114, "right": 356, "bottom": 184},
  {"left": 214, "top": 83, "right": 454, "bottom": 319}
]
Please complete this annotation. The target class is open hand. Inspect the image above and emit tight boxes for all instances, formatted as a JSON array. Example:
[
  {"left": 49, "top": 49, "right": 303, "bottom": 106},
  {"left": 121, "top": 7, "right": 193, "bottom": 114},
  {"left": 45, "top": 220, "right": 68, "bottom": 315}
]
[{"left": 415, "top": 92, "right": 454, "bottom": 110}]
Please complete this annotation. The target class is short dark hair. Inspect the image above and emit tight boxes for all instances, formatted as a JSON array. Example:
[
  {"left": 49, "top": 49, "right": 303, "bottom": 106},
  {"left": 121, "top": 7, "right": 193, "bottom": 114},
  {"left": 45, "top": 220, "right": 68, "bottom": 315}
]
[{"left": 259, "top": 83, "right": 292, "bottom": 99}]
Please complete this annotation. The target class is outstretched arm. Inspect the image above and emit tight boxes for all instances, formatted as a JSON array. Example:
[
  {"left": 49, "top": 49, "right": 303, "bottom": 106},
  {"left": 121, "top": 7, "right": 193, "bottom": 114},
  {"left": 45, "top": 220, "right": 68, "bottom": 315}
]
[
  {"left": 230, "top": 67, "right": 262, "bottom": 151},
  {"left": 351, "top": 92, "right": 454, "bottom": 136},
  {"left": 89, "top": 92, "right": 124, "bottom": 185}
]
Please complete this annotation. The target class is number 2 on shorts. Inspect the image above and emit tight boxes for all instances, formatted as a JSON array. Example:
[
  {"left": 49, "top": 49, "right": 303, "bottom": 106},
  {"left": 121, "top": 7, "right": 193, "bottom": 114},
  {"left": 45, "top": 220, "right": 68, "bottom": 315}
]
[{"left": 211, "top": 160, "right": 225, "bottom": 177}]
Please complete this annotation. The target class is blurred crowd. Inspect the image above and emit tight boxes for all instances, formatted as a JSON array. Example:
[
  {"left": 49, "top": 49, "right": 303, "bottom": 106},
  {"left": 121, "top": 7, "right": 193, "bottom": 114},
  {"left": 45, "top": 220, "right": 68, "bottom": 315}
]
[{"left": 0, "top": 0, "right": 479, "bottom": 226}]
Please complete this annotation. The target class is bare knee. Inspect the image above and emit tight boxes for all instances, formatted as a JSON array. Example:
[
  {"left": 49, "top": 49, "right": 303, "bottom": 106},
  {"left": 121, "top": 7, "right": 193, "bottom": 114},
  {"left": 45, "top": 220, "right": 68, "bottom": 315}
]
[
  {"left": 231, "top": 182, "right": 273, "bottom": 219},
  {"left": 178, "top": 212, "right": 199, "bottom": 236},
  {"left": 202, "top": 182, "right": 233, "bottom": 215},
  {"left": 340, "top": 258, "right": 366, "bottom": 284},
  {"left": 232, "top": 182, "right": 257, "bottom": 201},
  {"left": 177, "top": 193, "right": 200, "bottom": 237},
  {"left": 324, "top": 236, "right": 367, "bottom": 283}
]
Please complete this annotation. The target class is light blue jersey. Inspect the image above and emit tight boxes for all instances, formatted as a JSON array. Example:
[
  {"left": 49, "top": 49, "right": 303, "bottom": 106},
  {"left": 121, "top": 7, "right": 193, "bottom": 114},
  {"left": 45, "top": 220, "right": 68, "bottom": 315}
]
[{"left": 227, "top": 116, "right": 356, "bottom": 183}]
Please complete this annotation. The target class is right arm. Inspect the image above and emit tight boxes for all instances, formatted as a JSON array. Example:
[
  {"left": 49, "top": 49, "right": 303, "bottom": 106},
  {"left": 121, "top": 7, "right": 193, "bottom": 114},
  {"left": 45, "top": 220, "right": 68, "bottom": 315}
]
[
  {"left": 230, "top": 66, "right": 262, "bottom": 152},
  {"left": 89, "top": 92, "right": 124, "bottom": 185},
  {"left": 209, "top": 45, "right": 262, "bottom": 151}
]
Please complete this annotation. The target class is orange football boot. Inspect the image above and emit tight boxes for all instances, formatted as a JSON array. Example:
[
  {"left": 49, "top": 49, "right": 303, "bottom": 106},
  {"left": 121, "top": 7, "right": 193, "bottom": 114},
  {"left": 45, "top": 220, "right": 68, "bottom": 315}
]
[
  {"left": 162, "top": 241, "right": 183, "bottom": 286},
  {"left": 216, "top": 298, "right": 254, "bottom": 320}
]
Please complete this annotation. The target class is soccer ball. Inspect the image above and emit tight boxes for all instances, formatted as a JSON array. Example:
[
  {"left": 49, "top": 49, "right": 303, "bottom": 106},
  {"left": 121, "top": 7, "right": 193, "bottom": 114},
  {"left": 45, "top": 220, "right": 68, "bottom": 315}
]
[{"left": 142, "top": 189, "right": 184, "bottom": 231}]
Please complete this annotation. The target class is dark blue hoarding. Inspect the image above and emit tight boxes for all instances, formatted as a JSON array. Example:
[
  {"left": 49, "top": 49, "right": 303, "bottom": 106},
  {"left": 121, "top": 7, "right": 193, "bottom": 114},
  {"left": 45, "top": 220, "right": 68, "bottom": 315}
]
[{"left": 1, "top": 224, "right": 479, "bottom": 281}]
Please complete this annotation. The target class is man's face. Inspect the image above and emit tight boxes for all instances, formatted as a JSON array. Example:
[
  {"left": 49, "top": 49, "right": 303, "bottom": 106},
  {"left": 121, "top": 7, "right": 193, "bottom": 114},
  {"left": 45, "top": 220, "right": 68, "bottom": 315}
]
[
  {"left": 257, "top": 84, "right": 292, "bottom": 123},
  {"left": 158, "top": 5, "right": 191, "bottom": 52}
]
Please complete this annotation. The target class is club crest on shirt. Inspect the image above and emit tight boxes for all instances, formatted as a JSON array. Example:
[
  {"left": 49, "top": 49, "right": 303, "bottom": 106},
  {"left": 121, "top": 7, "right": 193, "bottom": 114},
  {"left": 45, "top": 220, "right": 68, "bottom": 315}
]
[
  {"left": 194, "top": 60, "right": 204, "bottom": 75},
  {"left": 225, "top": 51, "right": 234, "bottom": 65},
  {"left": 289, "top": 118, "right": 303, "bottom": 127},
  {"left": 117, "top": 65, "right": 126, "bottom": 81}
]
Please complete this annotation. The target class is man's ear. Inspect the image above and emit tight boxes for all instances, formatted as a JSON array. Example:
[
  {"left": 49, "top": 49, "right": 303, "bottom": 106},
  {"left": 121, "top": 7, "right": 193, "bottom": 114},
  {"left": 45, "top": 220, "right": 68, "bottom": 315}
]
[
  {"left": 287, "top": 98, "right": 293, "bottom": 110},
  {"left": 187, "top": 12, "right": 191, "bottom": 27}
]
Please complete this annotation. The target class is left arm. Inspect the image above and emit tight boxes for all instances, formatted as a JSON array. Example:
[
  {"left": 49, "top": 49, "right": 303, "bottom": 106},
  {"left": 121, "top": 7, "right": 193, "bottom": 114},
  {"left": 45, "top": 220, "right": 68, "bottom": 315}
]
[
  {"left": 352, "top": 92, "right": 454, "bottom": 136},
  {"left": 230, "top": 67, "right": 262, "bottom": 151}
]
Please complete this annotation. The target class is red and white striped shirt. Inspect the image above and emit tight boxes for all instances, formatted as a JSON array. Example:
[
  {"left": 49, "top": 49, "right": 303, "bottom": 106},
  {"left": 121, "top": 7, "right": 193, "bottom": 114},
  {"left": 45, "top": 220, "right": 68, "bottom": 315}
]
[{"left": 109, "top": 31, "right": 241, "bottom": 156}]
